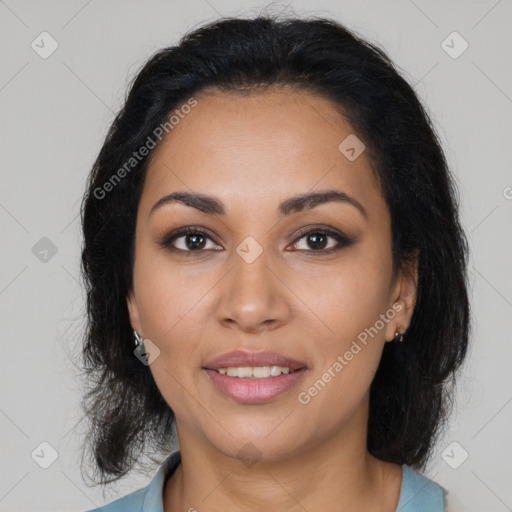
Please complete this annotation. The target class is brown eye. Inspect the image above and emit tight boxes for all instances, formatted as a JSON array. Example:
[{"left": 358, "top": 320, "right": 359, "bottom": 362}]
[
  {"left": 289, "top": 228, "right": 354, "bottom": 254},
  {"left": 159, "top": 227, "right": 222, "bottom": 254},
  {"left": 304, "top": 232, "right": 329, "bottom": 250},
  {"left": 181, "top": 233, "right": 207, "bottom": 250},
  {"left": 159, "top": 226, "right": 354, "bottom": 256}
]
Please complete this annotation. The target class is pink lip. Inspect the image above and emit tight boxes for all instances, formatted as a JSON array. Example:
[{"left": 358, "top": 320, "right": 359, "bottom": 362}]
[
  {"left": 202, "top": 350, "right": 308, "bottom": 404},
  {"left": 204, "top": 368, "right": 307, "bottom": 404},
  {"left": 203, "top": 350, "right": 307, "bottom": 371}
]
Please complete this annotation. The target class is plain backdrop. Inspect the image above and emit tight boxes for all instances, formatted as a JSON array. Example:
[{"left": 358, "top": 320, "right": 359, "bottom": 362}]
[{"left": 0, "top": 1, "right": 511, "bottom": 511}]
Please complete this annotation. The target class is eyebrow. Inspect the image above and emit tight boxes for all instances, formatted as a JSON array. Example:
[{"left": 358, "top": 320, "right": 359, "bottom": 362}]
[{"left": 149, "top": 189, "right": 368, "bottom": 220}]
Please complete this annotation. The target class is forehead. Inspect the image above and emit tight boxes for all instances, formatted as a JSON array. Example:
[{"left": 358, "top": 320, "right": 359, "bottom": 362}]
[{"left": 141, "top": 87, "right": 384, "bottom": 219}]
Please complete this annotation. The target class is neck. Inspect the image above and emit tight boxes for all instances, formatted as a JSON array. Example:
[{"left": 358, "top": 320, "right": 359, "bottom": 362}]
[{"left": 163, "top": 402, "right": 402, "bottom": 511}]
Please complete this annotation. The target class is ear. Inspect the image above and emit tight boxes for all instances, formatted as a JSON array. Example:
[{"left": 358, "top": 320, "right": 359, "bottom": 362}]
[
  {"left": 384, "top": 251, "right": 419, "bottom": 343},
  {"left": 126, "top": 288, "right": 142, "bottom": 335}
]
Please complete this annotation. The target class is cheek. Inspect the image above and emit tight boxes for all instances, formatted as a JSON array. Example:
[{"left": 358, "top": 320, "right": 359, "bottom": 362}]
[
  {"left": 298, "top": 248, "right": 392, "bottom": 390},
  {"left": 297, "top": 278, "right": 388, "bottom": 429},
  {"left": 133, "top": 253, "right": 208, "bottom": 412},
  {"left": 302, "top": 256, "right": 392, "bottom": 339},
  {"left": 133, "top": 246, "right": 216, "bottom": 340}
]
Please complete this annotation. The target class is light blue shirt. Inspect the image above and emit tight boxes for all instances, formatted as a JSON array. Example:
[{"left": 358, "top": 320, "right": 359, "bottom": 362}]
[{"left": 85, "top": 449, "right": 446, "bottom": 511}]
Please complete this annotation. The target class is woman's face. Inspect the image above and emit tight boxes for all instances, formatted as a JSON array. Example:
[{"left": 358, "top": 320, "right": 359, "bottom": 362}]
[{"left": 127, "top": 87, "right": 417, "bottom": 462}]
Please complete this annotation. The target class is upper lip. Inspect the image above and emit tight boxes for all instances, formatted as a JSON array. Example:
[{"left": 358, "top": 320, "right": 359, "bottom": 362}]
[{"left": 203, "top": 350, "right": 307, "bottom": 371}]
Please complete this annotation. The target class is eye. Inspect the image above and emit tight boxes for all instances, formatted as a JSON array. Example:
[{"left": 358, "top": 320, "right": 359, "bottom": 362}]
[
  {"left": 288, "top": 227, "right": 354, "bottom": 254},
  {"left": 159, "top": 225, "right": 354, "bottom": 256},
  {"left": 160, "top": 227, "right": 222, "bottom": 254}
]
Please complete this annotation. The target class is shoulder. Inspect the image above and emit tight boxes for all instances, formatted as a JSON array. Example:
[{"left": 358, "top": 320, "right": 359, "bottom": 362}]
[
  {"left": 83, "top": 449, "right": 182, "bottom": 512},
  {"left": 84, "top": 488, "right": 146, "bottom": 512},
  {"left": 396, "top": 465, "right": 447, "bottom": 512}
]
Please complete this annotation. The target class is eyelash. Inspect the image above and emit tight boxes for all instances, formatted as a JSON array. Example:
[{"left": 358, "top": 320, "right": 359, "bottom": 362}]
[{"left": 158, "top": 225, "right": 354, "bottom": 256}]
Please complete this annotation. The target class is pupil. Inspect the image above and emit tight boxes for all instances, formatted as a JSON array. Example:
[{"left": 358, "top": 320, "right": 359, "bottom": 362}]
[
  {"left": 308, "top": 233, "right": 326, "bottom": 249},
  {"left": 187, "top": 234, "right": 205, "bottom": 250}
]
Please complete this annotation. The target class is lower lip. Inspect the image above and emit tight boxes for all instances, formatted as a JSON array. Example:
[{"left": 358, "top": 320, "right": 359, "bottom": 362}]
[{"left": 204, "top": 368, "right": 307, "bottom": 404}]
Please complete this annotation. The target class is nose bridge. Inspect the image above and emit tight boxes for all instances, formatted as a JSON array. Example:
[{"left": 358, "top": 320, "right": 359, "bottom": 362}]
[
  {"left": 233, "top": 239, "right": 272, "bottom": 291},
  {"left": 231, "top": 236, "right": 276, "bottom": 302},
  {"left": 215, "top": 234, "right": 290, "bottom": 331}
]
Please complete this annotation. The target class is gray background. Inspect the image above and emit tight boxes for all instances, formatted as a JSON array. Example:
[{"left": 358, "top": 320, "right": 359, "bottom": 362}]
[{"left": 0, "top": 0, "right": 511, "bottom": 510}]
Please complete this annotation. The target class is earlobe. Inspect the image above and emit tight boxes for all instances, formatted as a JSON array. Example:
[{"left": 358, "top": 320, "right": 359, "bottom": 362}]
[{"left": 385, "top": 252, "right": 419, "bottom": 342}]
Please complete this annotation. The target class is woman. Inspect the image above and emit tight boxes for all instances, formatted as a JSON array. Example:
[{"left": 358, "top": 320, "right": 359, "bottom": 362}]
[{"left": 81, "top": 14, "right": 470, "bottom": 512}]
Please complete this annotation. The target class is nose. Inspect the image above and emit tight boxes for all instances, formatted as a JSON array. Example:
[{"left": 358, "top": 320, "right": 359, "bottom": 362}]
[{"left": 215, "top": 250, "right": 292, "bottom": 334}]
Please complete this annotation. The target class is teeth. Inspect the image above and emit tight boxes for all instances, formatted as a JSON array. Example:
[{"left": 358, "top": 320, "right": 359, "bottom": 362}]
[{"left": 217, "top": 366, "right": 292, "bottom": 378}]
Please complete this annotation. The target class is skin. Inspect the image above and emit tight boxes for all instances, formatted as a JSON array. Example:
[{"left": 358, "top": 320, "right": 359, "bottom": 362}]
[{"left": 127, "top": 86, "right": 418, "bottom": 512}]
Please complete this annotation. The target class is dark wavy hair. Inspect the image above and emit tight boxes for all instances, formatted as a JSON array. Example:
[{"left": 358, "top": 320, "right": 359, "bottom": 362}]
[{"left": 79, "top": 13, "right": 471, "bottom": 485}]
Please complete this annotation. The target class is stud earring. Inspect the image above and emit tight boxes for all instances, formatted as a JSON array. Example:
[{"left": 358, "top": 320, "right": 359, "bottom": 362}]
[{"left": 394, "top": 325, "right": 404, "bottom": 343}]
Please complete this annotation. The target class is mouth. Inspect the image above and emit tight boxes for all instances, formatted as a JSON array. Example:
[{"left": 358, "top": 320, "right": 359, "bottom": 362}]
[
  {"left": 201, "top": 350, "right": 308, "bottom": 404},
  {"left": 206, "top": 365, "right": 305, "bottom": 379},
  {"left": 203, "top": 366, "right": 307, "bottom": 404}
]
